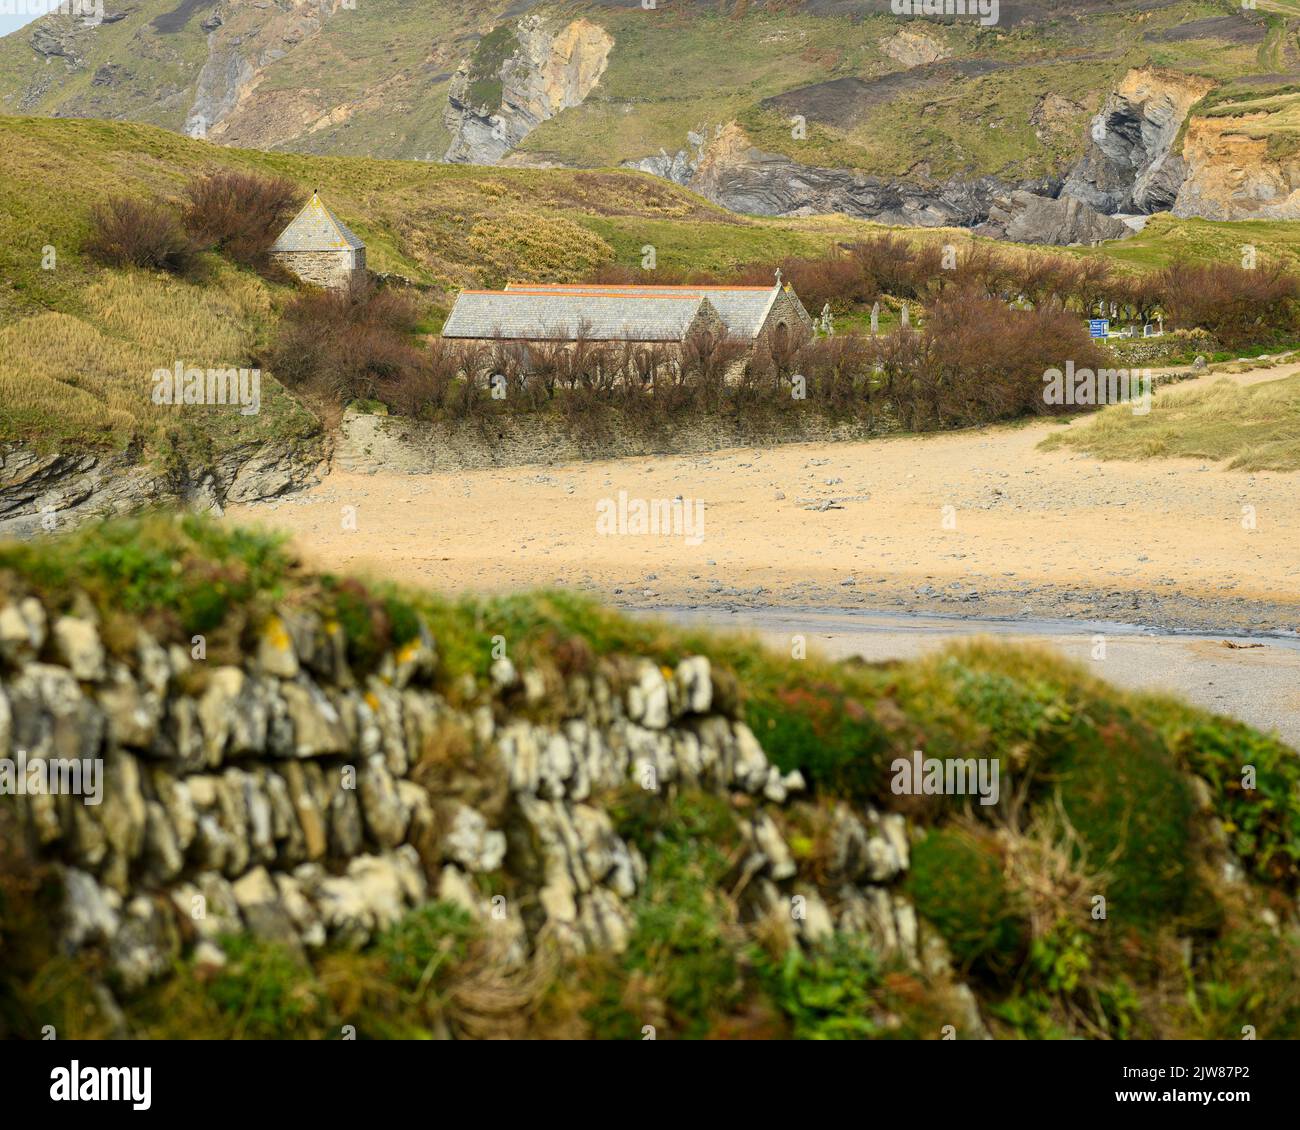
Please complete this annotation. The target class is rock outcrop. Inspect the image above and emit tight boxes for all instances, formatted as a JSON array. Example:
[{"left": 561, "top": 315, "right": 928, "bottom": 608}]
[
  {"left": 27, "top": 6, "right": 113, "bottom": 71},
  {"left": 1173, "top": 115, "right": 1300, "bottom": 221},
  {"left": 627, "top": 121, "right": 1064, "bottom": 236},
  {"left": 0, "top": 591, "right": 985, "bottom": 1034},
  {"left": 444, "top": 16, "right": 613, "bottom": 165},
  {"left": 0, "top": 438, "right": 327, "bottom": 540},
  {"left": 975, "top": 189, "right": 1133, "bottom": 245},
  {"left": 183, "top": 2, "right": 350, "bottom": 144},
  {"left": 879, "top": 27, "right": 951, "bottom": 68},
  {"left": 1064, "top": 68, "right": 1215, "bottom": 215}
]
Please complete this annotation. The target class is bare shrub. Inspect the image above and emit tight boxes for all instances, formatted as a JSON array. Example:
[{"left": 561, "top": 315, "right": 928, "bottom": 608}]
[
  {"left": 1158, "top": 260, "right": 1300, "bottom": 349},
  {"left": 846, "top": 234, "right": 932, "bottom": 300},
  {"left": 877, "top": 287, "right": 1109, "bottom": 429},
  {"left": 681, "top": 324, "right": 746, "bottom": 406},
  {"left": 83, "top": 195, "right": 197, "bottom": 275},
  {"left": 377, "top": 337, "right": 463, "bottom": 420},
  {"left": 1108, "top": 272, "right": 1163, "bottom": 326},
  {"left": 1017, "top": 254, "right": 1083, "bottom": 309},
  {"left": 269, "top": 279, "right": 429, "bottom": 404},
  {"left": 1072, "top": 258, "right": 1114, "bottom": 319},
  {"left": 951, "top": 245, "right": 1014, "bottom": 299},
  {"left": 730, "top": 254, "right": 870, "bottom": 312},
  {"left": 800, "top": 332, "right": 874, "bottom": 415},
  {"left": 183, "top": 170, "right": 301, "bottom": 271}
]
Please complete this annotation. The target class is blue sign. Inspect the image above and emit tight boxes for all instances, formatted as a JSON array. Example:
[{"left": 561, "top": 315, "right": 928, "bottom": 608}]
[{"left": 1089, "top": 319, "right": 1109, "bottom": 338}]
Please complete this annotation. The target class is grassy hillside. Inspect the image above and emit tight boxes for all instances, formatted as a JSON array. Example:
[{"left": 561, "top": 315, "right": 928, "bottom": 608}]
[
  {"left": 0, "top": 115, "right": 875, "bottom": 453},
  {"left": 4, "top": 114, "right": 1300, "bottom": 456},
  {"left": 0, "top": 114, "right": 884, "bottom": 312},
  {"left": 2, "top": 515, "right": 1299, "bottom": 1039},
  {"left": 1078, "top": 213, "right": 1300, "bottom": 272},
  {"left": 1, "top": 1, "right": 1295, "bottom": 178}
]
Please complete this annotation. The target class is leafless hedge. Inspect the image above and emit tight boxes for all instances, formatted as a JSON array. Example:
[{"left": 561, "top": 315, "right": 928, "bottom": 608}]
[
  {"left": 588, "top": 237, "right": 1300, "bottom": 347},
  {"left": 322, "top": 288, "right": 1111, "bottom": 436}
]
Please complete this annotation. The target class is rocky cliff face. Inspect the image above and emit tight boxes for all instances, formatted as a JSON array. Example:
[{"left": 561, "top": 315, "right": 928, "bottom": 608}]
[
  {"left": 0, "top": 590, "right": 984, "bottom": 1033},
  {"left": 1174, "top": 115, "right": 1300, "bottom": 221},
  {"left": 1064, "top": 68, "right": 1215, "bottom": 215},
  {"left": 5, "top": 4, "right": 1292, "bottom": 246},
  {"left": 0, "top": 438, "right": 327, "bottom": 540},
  {"left": 444, "top": 15, "right": 613, "bottom": 165},
  {"left": 185, "top": 0, "right": 352, "bottom": 145},
  {"left": 627, "top": 121, "right": 1094, "bottom": 239},
  {"left": 1062, "top": 66, "right": 1300, "bottom": 223},
  {"left": 975, "top": 189, "right": 1133, "bottom": 245}
]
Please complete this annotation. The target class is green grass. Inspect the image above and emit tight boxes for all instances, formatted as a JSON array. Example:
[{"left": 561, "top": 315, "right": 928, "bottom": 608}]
[
  {"left": 466, "top": 23, "right": 519, "bottom": 111},
  {"left": 0, "top": 265, "right": 320, "bottom": 457},
  {"left": 1076, "top": 213, "right": 1300, "bottom": 274},
  {"left": 1039, "top": 372, "right": 1300, "bottom": 472},
  {"left": 0, "top": 0, "right": 1278, "bottom": 182},
  {"left": 909, "top": 827, "right": 1029, "bottom": 975}
]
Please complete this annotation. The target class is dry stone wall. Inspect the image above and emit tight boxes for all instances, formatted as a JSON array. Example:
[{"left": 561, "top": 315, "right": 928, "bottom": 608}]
[
  {"left": 0, "top": 593, "right": 983, "bottom": 1030},
  {"left": 333, "top": 405, "right": 889, "bottom": 476}
]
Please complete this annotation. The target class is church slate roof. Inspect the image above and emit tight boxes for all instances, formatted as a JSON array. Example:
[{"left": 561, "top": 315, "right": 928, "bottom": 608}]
[
  {"left": 270, "top": 191, "right": 365, "bottom": 253},
  {"left": 441, "top": 280, "right": 774, "bottom": 340},
  {"left": 441, "top": 290, "right": 727, "bottom": 342},
  {"left": 502, "top": 283, "right": 781, "bottom": 340}
]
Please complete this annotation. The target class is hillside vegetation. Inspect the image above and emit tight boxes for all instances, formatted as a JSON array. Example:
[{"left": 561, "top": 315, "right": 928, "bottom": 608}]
[
  {"left": 0, "top": 115, "right": 873, "bottom": 454},
  {"left": 0, "top": 114, "right": 868, "bottom": 311},
  {"left": 2, "top": 515, "right": 1299, "bottom": 1039},
  {"left": 1041, "top": 370, "right": 1300, "bottom": 471},
  {"left": 4, "top": 115, "right": 1300, "bottom": 461},
  {"left": 1, "top": 0, "right": 1294, "bottom": 179}
]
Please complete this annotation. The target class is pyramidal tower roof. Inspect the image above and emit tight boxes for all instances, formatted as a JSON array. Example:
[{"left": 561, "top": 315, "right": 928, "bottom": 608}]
[{"left": 271, "top": 191, "right": 365, "bottom": 253}]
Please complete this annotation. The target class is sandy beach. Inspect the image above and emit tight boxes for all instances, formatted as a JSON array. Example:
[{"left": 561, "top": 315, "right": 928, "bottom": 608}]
[
  {"left": 228, "top": 365, "right": 1300, "bottom": 632},
  {"left": 225, "top": 363, "right": 1300, "bottom": 741}
]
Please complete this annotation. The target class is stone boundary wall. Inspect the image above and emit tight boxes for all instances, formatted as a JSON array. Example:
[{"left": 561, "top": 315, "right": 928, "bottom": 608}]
[
  {"left": 335, "top": 406, "right": 890, "bottom": 475},
  {"left": 0, "top": 593, "right": 983, "bottom": 1031}
]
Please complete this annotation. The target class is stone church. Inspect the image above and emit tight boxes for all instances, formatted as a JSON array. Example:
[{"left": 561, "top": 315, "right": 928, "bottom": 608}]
[
  {"left": 270, "top": 191, "right": 366, "bottom": 290},
  {"left": 441, "top": 280, "right": 812, "bottom": 350}
]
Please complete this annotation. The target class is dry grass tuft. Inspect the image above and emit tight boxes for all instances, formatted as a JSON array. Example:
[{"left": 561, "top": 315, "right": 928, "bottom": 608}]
[{"left": 1040, "top": 373, "right": 1300, "bottom": 471}]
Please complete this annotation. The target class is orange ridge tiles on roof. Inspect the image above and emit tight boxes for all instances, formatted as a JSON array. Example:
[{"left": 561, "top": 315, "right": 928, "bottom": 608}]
[
  {"left": 507, "top": 283, "right": 775, "bottom": 291},
  {"left": 458, "top": 290, "right": 707, "bottom": 299}
]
